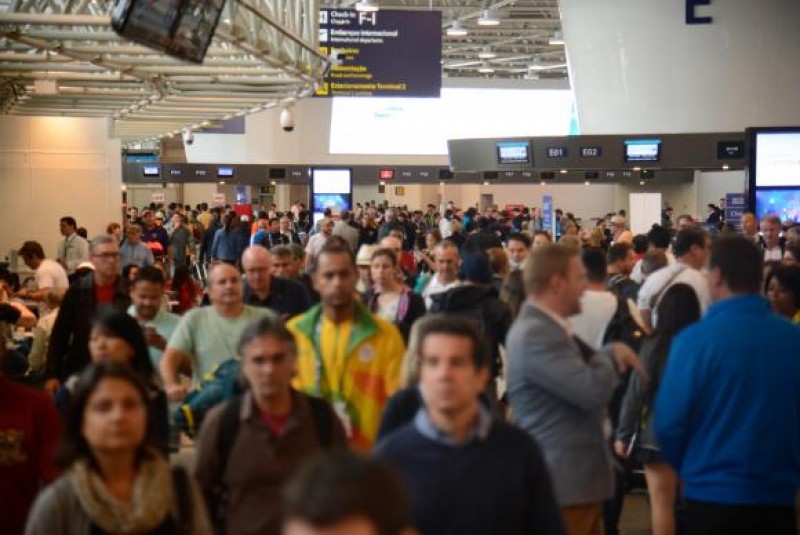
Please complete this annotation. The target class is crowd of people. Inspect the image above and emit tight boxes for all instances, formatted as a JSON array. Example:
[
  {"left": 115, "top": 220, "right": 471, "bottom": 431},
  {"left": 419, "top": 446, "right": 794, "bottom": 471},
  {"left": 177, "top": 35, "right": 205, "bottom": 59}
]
[{"left": 1, "top": 196, "right": 800, "bottom": 535}]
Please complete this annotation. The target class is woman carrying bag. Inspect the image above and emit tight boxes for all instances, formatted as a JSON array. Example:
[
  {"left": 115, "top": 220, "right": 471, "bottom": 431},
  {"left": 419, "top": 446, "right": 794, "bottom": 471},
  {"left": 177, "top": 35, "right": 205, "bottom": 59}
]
[{"left": 26, "top": 362, "right": 212, "bottom": 535}]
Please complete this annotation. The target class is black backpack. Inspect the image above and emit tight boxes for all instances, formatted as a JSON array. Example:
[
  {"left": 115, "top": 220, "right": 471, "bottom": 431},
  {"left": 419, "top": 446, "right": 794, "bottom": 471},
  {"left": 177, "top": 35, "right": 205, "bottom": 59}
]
[{"left": 602, "top": 295, "right": 644, "bottom": 353}]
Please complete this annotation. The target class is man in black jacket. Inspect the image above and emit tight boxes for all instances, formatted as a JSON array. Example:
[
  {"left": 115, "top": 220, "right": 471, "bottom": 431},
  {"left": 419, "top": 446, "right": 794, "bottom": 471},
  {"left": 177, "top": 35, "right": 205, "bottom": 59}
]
[
  {"left": 429, "top": 250, "right": 512, "bottom": 387},
  {"left": 44, "top": 235, "right": 130, "bottom": 394}
]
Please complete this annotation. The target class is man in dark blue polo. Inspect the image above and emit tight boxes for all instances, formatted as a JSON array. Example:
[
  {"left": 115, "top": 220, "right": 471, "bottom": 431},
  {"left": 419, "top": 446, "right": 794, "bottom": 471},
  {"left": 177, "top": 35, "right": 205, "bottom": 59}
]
[
  {"left": 375, "top": 315, "right": 565, "bottom": 535},
  {"left": 241, "top": 246, "right": 311, "bottom": 319}
]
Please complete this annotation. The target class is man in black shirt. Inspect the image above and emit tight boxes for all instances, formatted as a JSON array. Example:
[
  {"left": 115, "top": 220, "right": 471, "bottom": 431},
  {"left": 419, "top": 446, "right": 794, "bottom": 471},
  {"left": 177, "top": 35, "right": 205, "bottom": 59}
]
[{"left": 241, "top": 246, "right": 311, "bottom": 319}]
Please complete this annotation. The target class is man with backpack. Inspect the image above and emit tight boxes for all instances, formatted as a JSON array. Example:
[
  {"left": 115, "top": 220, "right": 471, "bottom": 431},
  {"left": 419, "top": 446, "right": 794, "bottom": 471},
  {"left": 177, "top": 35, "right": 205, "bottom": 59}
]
[
  {"left": 194, "top": 315, "right": 346, "bottom": 535},
  {"left": 429, "top": 250, "right": 512, "bottom": 398}
]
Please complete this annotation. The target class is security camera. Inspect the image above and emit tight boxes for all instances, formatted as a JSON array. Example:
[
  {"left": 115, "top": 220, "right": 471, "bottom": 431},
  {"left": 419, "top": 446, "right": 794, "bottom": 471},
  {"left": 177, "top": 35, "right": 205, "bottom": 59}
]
[
  {"left": 280, "top": 107, "right": 295, "bottom": 133},
  {"left": 182, "top": 129, "right": 194, "bottom": 145}
]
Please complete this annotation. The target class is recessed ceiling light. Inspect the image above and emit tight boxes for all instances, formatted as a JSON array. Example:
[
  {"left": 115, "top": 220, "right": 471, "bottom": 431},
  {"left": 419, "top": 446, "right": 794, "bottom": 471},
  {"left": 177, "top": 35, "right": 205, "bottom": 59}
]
[
  {"left": 560, "top": 169, "right": 568, "bottom": 174},
  {"left": 722, "top": 164, "right": 730, "bottom": 170},
  {"left": 478, "top": 9, "right": 500, "bottom": 26},
  {"left": 633, "top": 166, "right": 642, "bottom": 171},
  {"left": 639, "top": 180, "right": 646, "bottom": 185},
  {"left": 478, "top": 61, "right": 495, "bottom": 74},
  {"left": 355, "top": 0, "right": 379, "bottom": 12},
  {"left": 478, "top": 46, "right": 497, "bottom": 59},
  {"left": 446, "top": 20, "right": 468, "bottom": 36}
]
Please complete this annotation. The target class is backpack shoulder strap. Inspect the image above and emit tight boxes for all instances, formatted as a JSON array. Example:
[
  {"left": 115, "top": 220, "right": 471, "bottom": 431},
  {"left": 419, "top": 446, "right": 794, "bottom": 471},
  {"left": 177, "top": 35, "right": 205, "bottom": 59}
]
[
  {"left": 216, "top": 396, "right": 244, "bottom": 479},
  {"left": 305, "top": 395, "right": 335, "bottom": 449},
  {"left": 648, "top": 265, "right": 687, "bottom": 310}
]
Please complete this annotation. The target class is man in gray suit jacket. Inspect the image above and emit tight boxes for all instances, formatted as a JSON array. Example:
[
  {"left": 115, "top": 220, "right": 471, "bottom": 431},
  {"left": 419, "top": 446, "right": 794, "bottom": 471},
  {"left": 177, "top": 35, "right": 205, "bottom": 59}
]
[{"left": 506, "top": 243, "right": 644, "bottom": 535}]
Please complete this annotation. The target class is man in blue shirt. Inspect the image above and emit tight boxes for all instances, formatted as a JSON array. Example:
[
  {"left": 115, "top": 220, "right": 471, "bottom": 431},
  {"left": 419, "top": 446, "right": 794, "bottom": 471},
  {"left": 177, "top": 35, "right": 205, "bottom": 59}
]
[
  {"left": 655, "top": 235, "right": 800, "bottom": 535},
  {"left": 119, "top": 225, "right": 155, "bottom": 270},
  {"left": 375, "top": 315, "right": 565, "bottom": 535}
]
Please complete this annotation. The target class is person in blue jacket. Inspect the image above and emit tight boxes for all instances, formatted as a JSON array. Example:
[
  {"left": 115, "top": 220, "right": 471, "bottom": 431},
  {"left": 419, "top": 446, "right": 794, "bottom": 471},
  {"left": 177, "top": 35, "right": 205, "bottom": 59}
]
[{"left": 655, "top": 235, "right": 800, "bottom": 535}]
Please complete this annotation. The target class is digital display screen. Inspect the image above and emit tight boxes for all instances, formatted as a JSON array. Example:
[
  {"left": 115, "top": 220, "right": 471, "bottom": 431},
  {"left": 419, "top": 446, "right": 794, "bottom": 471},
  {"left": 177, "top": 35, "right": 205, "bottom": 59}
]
[
  {"left": 313, "top": 194, "right": 351, "bottom": 214},
  {"left": 755, "top": 132, "right": 800, "bottom": 187},
  {"left": 217, "top": 167, "right": 234, "bottom": 178},
  {"left": 111, "top": 0, "right": 225, "bottom": 64},
  {"left": 312, "top": 168, "right": 352, "bottom": 194},
  {"left": 379, "top": 169, "right": 395, "bottom": 180},
  {"left": 624, "top": 139, "right": 662, "bottom": 162},
  {"left": 717, "top": 141, "right": 744, "bottom": 160},
  {"left": 142, "top": 165, "right": 160, "bottom": 176},
  {"left": 496, "top": 141, "right": 531, "bottom": 165},
  {"left": 581, "top": 146, "right": 602, "bottom": 158},
  {"left": 755, "top": 188, "right": 800, "bottom": 223}
]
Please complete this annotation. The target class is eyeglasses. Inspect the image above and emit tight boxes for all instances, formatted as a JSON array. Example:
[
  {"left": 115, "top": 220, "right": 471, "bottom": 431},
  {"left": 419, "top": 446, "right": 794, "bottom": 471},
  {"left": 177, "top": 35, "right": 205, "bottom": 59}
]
[{"left": 92, "top": 252, "right": 120, "bottom": 260}]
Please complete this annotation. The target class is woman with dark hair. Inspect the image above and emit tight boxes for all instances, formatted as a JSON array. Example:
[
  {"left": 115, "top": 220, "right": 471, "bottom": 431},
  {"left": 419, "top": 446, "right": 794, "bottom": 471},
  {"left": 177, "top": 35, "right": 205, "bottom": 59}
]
[
  {"left": 55, "top": 311, "right": 170, "bottom": 453},
  {"left": 166, "top": 265, "right": 199, "bottom": 314},
  {"left": 614, "top": 283, "right": 701, "bottom": 535},
  {"left": 365, "top": 248, "right": 425, "bottom": 342},
  {"left": 25, "top": 362, "right": 211, "bottom": 534},
  {"left": 765, "top": 264, "right": 800, "bottom": 324},
  {"left": 122, "top": 263, "right": 140, "bottom": 284},
  {"left": 210, "top": 212, "right": 247, "bottom": 265}
]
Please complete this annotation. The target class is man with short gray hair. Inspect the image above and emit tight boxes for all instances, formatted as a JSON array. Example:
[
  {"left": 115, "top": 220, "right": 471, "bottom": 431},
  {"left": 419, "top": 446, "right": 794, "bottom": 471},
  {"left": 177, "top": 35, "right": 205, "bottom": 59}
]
[
  {"left": 45, "top": 235, "right": 130, "bottom": 393},
  {"left": 119, "top": 224, "right": 155, "bottom": 270},
  {"left": 194, "top": 315, "right": 345, "bottom": 534}
]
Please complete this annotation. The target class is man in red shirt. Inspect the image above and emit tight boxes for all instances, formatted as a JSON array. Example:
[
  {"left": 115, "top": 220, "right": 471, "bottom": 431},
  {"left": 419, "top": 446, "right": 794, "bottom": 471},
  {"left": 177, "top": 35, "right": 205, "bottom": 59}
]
[
  {"left": 0, "top": 344, "right": 60, "bottom": 535},
  {"left": 45, "top": 235, "right": 130, "bottom": 394}
]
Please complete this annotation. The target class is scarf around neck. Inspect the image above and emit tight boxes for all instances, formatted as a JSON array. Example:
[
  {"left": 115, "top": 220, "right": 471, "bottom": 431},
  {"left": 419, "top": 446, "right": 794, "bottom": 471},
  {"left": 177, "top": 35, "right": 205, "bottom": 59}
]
[{"left": 69, "top": 449, "right": 173, "bottom": 534}]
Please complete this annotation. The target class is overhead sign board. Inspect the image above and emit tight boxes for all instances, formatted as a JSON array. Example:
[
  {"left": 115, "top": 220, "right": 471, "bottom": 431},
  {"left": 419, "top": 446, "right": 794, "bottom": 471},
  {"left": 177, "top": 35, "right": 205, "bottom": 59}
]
[{"left": 316, "top": 9, "right": 441, "bottom": 97}]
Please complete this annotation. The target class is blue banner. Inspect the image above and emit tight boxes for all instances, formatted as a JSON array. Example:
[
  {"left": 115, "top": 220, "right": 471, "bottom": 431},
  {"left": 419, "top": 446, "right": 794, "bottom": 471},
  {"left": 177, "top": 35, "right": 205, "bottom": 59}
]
[
  {"left": 725, "top": 192, "right": 745, "bottom": 229},
  {"left": 542, "top": 195, "right": 554, "bottom": 236}
]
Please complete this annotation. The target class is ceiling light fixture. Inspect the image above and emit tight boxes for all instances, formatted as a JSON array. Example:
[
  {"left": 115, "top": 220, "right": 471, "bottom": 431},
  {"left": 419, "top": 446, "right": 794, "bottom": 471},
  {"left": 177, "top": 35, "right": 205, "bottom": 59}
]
[
  {"left": 549, "top": 30, "right": 565, "bottom": 45},
  {"left": 355, "top": 0, "right": 379, "bottom": 12},
  {"left": 447, "top": 20, "right": 468, "bottom": 37},
  {"left": 478, "top": 9, "right": 500, "bottom": 26},
  {"left": 478, "top": 46, "right": 497, "bottom": 59},
  {"left": 478, "top": 61, "right": 495, "bottom": 73}
]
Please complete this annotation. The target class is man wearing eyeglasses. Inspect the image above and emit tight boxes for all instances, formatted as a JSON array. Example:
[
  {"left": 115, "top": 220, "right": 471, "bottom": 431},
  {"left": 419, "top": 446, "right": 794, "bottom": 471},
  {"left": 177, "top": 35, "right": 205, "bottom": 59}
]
[{"left": 44, "top": 235, "right": 131, "bottom": 394}]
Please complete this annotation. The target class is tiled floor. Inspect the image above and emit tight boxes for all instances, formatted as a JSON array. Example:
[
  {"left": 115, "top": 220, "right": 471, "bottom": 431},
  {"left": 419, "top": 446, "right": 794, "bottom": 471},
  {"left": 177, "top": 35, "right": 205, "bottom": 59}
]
[{"left": 619, "top": 492, "right": 652, "bottom": 535}]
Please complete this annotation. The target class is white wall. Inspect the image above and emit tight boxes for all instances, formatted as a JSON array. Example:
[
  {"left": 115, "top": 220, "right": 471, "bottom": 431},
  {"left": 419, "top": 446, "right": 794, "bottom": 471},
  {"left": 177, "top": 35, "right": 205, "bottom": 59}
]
[
  {"left": 561, "top": 0, "right": 800, "bottom": 133},
  {"left": 695, "top": 170, "right": 746, "bottom": 209},
  {"left": 0, "top": 116, "right": 122, "bottom": 261}
]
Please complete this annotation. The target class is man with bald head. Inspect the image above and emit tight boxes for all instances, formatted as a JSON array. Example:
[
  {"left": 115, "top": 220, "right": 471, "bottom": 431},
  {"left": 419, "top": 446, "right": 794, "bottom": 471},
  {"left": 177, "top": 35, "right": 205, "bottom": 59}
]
[
  {"left": 160, "top": 262, "right": 275, "bottom": 402},
  {"left": 241, "top": 246, "right": 311, "bottom": 318}
]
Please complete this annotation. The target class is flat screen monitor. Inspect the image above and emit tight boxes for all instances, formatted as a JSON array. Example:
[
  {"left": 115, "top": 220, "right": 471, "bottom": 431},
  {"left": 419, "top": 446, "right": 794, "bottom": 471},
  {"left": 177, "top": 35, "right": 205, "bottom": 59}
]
[
  {"left": 496, "top": 141, "right": 531, "bottom": 165},
  {"left": 754, "top": 131, "right": 800, "bottom": 187},
  {"left": 142, "top": 165, "right": 160, "bottom": 177},
  {"left": 624, "top": 139, "right": 661, "bottom": 162},
  {"left": 111, "top": 0, "right": 224, "bottom": 64},
  {"left": 217, "top": 167, "right": 234, "bottom": 178},
  {"left": 312, "top": 168, "right": 352, "bottom": 194},
  {"left": 313, "top": 194, "right": 351, "bottom": 214},
  {"left": 754, "top": 188, "right": 800, "bottom": 223}
]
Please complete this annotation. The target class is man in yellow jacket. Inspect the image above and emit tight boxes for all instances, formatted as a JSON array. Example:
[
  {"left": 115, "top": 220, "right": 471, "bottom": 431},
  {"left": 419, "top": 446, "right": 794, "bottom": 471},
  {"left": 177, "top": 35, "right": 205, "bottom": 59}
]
[{"left": 288, "top": 239, "right": 405, "bottom": 451}]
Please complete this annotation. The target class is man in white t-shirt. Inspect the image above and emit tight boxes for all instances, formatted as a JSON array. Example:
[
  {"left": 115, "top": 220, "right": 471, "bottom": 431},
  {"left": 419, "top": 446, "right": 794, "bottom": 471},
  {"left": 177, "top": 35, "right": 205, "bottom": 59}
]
[
  {"left": 570, "top": 248, "right": 619, "bottom": 349},
  {"left": 305, "top": 217, "right": 334, "bottom": 269},
  {"left": 17, "top": 241, "right": 69, "bottom": 301},
  {"left": 421, "top": 241, "right": 461, "bottom": 308},
  {"left": 160, "top": 262, "right": 274, "bottom": 402},
  {"left": 637, "top": 227, "right": 711, "bottom": 332}
]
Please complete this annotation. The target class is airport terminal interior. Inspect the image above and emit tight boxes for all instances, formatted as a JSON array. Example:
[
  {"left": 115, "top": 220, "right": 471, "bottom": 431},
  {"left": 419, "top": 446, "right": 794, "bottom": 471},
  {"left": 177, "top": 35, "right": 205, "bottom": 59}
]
[{"left": 1, "top": 1, "right": 800, "bottom": 535}]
